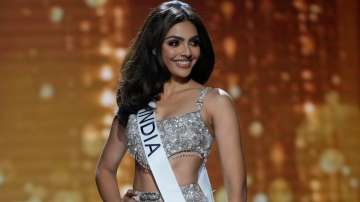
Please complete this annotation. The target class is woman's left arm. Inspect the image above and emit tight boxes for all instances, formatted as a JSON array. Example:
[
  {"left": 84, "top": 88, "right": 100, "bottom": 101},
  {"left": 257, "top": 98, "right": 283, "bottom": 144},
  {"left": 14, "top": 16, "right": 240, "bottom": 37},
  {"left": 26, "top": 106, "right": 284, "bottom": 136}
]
[{"left": 205, "top": 88, "right": 247, "bottom": 202}]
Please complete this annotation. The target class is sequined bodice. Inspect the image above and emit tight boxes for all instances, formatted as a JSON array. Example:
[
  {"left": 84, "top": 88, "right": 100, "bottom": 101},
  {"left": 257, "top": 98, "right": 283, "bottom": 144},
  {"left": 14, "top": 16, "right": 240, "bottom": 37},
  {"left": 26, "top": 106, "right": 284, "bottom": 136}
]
[{"left": 125, "top": 87, "right": 214, "bottom": 170}]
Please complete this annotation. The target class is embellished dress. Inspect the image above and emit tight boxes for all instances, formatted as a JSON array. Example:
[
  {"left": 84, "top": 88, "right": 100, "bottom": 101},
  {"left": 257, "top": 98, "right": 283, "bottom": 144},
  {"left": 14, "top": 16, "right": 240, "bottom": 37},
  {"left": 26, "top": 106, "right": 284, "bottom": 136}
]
[{"left": 125, "top": 86, "right": 214, "bottom": 202}]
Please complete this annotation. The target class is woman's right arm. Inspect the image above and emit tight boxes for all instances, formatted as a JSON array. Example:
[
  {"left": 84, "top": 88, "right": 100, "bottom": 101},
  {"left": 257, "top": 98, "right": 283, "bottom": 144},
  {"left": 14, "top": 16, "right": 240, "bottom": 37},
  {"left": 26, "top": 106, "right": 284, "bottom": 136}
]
[{"left": 95, "top": 115, "right": 128, "bottom": 202}]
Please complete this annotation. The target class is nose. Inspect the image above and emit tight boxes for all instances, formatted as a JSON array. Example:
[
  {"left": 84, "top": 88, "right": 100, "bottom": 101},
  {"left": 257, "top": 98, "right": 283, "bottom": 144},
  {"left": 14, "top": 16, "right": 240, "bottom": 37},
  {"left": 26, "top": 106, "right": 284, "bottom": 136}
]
[{"left": 181, "top": 44, "right": 192, "bottom": 58}]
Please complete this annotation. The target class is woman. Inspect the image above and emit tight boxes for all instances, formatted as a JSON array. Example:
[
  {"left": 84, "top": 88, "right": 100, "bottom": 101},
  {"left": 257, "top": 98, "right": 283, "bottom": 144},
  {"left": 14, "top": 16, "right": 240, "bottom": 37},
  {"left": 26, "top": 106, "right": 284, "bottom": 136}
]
[{"left": 95, "top": 1, "right": 246, "bottom": 201}]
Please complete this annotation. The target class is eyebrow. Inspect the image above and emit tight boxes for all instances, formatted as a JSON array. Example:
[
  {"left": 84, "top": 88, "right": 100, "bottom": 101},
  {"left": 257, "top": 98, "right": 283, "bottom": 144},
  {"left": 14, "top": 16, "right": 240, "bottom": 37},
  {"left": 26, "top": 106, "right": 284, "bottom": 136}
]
[{"left": 164, "top": 35, "right": 199, "bottom": 41}]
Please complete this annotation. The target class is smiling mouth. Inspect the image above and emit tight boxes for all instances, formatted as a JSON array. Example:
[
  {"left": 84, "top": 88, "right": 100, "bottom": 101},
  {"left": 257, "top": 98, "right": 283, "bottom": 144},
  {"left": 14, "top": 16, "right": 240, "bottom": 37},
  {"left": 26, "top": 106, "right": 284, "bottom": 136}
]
[{"left": 173, "top": 59, "right": 192, "bottom": 68}]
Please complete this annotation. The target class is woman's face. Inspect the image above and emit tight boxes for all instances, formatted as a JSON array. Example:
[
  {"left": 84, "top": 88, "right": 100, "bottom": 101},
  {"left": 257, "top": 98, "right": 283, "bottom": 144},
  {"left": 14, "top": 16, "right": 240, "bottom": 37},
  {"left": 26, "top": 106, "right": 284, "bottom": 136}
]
[{"left": 161, "top": 20, "right": 200, "bottom": 81}]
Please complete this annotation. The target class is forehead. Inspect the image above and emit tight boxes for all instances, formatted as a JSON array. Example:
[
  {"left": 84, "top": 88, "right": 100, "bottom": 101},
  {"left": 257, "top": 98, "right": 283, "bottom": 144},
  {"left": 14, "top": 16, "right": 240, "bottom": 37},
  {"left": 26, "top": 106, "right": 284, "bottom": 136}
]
[{"left": 165, "top": 21, "right": 198, "bottom": 37}]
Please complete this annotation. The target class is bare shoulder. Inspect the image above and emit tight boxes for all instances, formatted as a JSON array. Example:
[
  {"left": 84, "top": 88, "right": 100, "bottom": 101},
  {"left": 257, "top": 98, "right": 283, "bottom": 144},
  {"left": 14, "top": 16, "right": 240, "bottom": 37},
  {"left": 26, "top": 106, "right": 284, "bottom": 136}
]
[
  {"left": 204, "top": 87, "right": 234, "bottom": 108},
  {"left": 202, "top": 87, "right": 236, "bottom": 120}
]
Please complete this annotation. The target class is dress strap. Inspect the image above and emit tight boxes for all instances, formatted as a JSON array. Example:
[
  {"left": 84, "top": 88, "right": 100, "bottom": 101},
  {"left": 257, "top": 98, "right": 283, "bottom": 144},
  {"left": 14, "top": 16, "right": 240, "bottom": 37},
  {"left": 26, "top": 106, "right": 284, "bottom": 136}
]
[{"left": 196, "top": 86, "right": 213, "bottom": 111}]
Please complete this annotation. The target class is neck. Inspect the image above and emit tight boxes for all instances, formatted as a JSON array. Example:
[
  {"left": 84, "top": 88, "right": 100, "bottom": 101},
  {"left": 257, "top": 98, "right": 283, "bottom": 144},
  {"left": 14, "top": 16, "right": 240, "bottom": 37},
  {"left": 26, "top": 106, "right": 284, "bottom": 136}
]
[{"left": 162, "top": 77, "right": 193, "bottom": 99}]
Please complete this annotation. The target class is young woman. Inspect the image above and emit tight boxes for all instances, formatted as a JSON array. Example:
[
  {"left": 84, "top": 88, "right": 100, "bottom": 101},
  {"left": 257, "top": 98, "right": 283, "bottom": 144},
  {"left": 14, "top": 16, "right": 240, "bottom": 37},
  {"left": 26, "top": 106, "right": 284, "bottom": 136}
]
[{"left": 95, "top": 1, "right": 246, "bottom": 201}]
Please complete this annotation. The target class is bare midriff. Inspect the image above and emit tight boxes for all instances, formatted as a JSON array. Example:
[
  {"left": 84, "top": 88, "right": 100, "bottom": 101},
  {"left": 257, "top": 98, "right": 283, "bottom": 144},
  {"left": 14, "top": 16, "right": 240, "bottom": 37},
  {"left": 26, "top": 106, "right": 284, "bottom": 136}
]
[{"left": 133, "top": 154, "right": 203, "bottom": 192}]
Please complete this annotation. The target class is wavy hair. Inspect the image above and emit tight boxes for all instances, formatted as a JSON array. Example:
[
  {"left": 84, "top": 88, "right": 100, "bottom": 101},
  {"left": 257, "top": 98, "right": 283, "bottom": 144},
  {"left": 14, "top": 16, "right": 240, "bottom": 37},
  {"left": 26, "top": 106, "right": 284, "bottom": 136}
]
[{"left": 116, "top": 0, "right": 215, "bottom": 127}]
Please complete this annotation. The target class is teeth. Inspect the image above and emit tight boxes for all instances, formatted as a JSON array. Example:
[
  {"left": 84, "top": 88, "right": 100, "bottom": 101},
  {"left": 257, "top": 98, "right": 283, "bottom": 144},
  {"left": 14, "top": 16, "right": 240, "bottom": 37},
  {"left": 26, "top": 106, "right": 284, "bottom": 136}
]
[
  {"left": 176, "top": 61, "right": 190, "bottom": 64},
  {"left": 175, "top": 60, "right": 191, "bottom": 65}
]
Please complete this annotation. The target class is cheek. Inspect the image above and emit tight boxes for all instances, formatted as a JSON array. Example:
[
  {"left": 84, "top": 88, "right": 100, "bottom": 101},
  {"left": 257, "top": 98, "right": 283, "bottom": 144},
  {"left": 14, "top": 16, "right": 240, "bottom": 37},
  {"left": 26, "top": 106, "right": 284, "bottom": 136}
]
[
  {"left": 190, "top": 47, "right": 201, "bottom": 64},
  {"left": 189, "top": 44, "right": 200, "bottom": 55},
  {"left": 161, "top": 46, "right": 175, "bottom": 61},
  {"left": 161, "top": 49, "right": 175, "bottom": 70},
  {"left": 193, "top": 47, "right": 201, "bottom": 58}
]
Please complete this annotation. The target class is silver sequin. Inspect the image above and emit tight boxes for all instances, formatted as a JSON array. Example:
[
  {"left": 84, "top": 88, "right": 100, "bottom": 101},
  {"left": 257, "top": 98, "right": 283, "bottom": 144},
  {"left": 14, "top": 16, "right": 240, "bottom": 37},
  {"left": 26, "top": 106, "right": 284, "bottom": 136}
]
[
  {"left": 133, "top": 183, "right": 208, "bottom": 202},
  {"left": 125, "top": 87, "right": 214, "bottom": 201}
]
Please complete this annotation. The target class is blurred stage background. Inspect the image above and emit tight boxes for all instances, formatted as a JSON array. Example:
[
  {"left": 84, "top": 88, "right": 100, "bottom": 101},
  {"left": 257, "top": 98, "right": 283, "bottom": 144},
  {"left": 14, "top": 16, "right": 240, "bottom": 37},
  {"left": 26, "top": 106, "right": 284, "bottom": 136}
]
[{"left": 0, "top": 0, "right": 359, "bottom": 201}]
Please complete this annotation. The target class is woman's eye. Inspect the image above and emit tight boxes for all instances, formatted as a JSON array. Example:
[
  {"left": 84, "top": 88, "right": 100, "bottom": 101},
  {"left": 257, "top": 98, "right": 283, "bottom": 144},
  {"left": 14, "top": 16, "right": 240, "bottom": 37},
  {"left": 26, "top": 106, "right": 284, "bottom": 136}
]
[
  {"left": 190, "top": 39, "right": 200, "bottom": 47},
  {"left": 168, "top": 40, "right": 179, "bottom": 47}
]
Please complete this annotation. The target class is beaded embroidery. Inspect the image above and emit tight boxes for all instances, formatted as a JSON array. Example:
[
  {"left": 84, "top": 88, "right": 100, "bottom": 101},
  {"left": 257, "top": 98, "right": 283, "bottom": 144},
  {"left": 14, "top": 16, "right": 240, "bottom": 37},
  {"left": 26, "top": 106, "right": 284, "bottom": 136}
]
[
  {"left": 133, "top": 183, "right": 207, "bottom": 202},
  {"left": 125, "top": 86, "right": 214, "bottom": 171}
]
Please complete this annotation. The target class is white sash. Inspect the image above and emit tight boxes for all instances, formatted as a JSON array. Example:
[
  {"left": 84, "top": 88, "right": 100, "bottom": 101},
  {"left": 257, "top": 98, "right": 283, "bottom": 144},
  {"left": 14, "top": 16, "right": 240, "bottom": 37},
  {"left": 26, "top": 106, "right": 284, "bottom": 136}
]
[
  {"left": 198, "top": 164, "right": 215, "bottom": 202},
  {"left": 136, "top": 101, "right": 214, "bottom": 202}
]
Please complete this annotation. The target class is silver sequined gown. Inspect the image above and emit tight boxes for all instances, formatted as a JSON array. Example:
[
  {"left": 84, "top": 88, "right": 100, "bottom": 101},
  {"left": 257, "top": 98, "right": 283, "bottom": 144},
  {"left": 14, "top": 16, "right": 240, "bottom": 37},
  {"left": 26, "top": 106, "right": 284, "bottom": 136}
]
[{"left": 125, "top": 86, "right": 214, "bottom": 202}]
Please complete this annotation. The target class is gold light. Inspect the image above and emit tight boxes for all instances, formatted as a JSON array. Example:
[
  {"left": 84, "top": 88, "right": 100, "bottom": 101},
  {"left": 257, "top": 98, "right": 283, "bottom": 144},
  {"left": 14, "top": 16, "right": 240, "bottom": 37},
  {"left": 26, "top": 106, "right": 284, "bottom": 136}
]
[
  {"left": 99, "top": 40, "right": 112, "bottom": 55},
  {"left": 99, "top": 65, "right": 113, "bottom": 81},
  {"left": 100, "top": 89, "right": 115, "bottom": 108}
]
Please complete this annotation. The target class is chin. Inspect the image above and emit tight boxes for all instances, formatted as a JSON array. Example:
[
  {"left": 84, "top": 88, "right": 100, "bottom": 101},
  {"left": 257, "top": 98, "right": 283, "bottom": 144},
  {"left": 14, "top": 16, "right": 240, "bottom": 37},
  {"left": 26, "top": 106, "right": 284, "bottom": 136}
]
[
  {"left": 172, "top": 73, "right": 191, "bottom": 80},
  {"left": 171, "top": 68, "right": 193, "bottom": 79}
]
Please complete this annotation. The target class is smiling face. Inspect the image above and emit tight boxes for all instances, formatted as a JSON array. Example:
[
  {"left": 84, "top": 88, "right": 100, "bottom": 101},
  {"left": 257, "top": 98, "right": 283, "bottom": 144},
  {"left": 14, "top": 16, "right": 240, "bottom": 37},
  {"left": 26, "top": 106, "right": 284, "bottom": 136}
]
[{"left": 161, "top": 20, "right": 200, "bottom": 81}]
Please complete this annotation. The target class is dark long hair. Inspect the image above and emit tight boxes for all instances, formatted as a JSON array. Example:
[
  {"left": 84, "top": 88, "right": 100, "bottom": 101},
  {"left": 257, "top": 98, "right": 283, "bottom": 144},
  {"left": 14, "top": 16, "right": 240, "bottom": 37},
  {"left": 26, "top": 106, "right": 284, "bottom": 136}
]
[{"left": 116, "top": 0, "right": 215, "bottom": 127}]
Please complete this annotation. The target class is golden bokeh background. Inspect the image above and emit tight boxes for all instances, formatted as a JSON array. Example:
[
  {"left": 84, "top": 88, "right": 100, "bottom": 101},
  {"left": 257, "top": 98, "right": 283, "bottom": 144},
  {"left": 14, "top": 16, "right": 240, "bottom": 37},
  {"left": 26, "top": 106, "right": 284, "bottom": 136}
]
[{"left": 0, "top": 0, "right": 359, "bottom": 202}]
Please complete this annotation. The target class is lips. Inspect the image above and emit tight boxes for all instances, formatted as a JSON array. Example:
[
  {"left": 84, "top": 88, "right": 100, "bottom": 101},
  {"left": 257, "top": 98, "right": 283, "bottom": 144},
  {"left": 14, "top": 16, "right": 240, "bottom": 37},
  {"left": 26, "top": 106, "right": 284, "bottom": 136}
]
[{"left": 173, "top": 59, "right": 192, "bottom": 68}]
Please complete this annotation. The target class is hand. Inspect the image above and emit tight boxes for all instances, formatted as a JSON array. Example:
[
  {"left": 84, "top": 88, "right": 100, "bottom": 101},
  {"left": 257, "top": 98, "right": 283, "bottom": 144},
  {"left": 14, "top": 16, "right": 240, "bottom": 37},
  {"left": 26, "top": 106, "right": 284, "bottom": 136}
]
[{"left": 122, "top": 189, "right": 137, "bottom": 202}]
